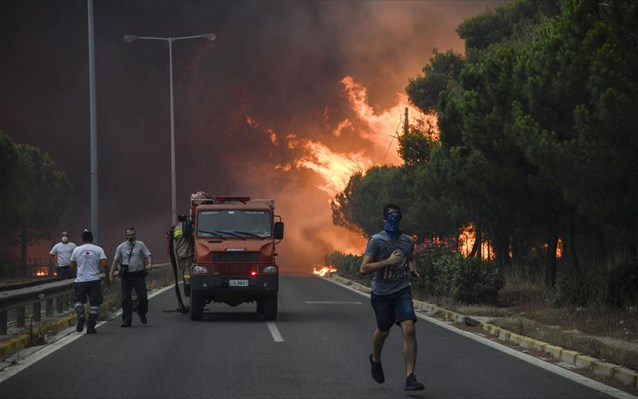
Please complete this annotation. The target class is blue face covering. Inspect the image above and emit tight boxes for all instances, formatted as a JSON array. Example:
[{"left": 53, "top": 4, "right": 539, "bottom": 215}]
[{"left": 384, "top": 210, "right": 402, "bottom": 236}]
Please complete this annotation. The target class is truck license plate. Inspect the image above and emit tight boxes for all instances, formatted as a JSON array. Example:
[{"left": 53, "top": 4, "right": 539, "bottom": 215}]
[{"left": 229, "top": 279, "right": 248, "bottom": 287}]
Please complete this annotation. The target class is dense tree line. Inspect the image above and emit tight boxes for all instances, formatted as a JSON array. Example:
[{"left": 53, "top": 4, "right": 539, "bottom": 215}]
[
  {"left": 0, "top": 131, "right": 72, "bottom": 266},
  {"left": 332, "top": 0, "right": 638, "bottom": 288}
]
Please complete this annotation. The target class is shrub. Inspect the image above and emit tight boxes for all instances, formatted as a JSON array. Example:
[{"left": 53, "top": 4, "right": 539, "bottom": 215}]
[
  {"left": 413, "top": 247, "right": 455, "bottom": 298},
  {"left": 553, "top": 260, "right": 638, "bottom": 309},
  {"left": 327, "top": 251, "right": 369, "bottom": 283},
  {"left": 603, "top": 261, "right": 638, "bottom": 309},
  {"left": 415, "top": 249, "right": 504, "bottom": 304},
  {"left": 553, "top": 271, "right": 603, "bottom": 307}
]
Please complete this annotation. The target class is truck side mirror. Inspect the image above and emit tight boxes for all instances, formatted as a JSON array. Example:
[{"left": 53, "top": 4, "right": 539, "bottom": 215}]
[{"left": 274, "top": 222, "right": 284, "bottom": 239}]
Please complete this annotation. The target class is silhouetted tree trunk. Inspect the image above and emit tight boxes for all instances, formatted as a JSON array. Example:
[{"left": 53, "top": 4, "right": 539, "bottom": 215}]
[
  {"left": 567, "top": 218, "right": 581, "bottom": 274},
  {"left": 545, "top": 229, "right": 559, "bottom": 289},
  {"left": 469, "top": 227, "right": 482, "bottom": 258},
  {"left": 492, "top": 230, "right": 511, "bottom": 271},
  {"left": 20, "top": 229, "right": 27, "bottom": 268}
]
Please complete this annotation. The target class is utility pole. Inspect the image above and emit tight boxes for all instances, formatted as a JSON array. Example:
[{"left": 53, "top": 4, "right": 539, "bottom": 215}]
[
  {"left": 404, "top": 107, "right": 409, "bottom": 135},
  {"left": 87, "top": 0, "right": 99, "bottom": 243}
]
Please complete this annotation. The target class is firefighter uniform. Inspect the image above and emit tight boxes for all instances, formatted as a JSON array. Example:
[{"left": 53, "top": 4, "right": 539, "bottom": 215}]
[{"left": 173, "top": 217, "right": 194, "bottom": 287}]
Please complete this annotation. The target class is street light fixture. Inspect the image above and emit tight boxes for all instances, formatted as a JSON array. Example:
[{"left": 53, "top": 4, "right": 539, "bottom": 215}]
[{"left": 123, "top": 32, "right": 216, "bottom": 225}]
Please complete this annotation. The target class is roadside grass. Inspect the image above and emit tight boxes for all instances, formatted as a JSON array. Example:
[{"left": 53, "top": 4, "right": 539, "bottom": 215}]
[{"left": 26, "top": 318, "right": 56, "bottom": 347}]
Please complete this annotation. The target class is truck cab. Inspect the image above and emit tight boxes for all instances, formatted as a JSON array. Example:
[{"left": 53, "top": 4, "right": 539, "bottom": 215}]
[{"left": 188, "top": 193, "right": 284, "bottom": 320}]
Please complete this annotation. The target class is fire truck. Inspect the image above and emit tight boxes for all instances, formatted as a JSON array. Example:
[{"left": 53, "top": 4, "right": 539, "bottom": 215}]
[{"left": 187, "top": 192, "right": 284, "bottom": 321}]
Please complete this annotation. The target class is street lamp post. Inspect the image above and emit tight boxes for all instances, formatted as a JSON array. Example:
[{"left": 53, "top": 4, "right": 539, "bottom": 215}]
[{"left": 123, "top": 33, "right": 216, "bottom": 225}]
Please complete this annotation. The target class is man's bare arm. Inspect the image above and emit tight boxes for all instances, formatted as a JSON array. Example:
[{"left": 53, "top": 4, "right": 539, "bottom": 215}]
[{"left": 359, "top": 250, "right": 402, "bottom": 275}]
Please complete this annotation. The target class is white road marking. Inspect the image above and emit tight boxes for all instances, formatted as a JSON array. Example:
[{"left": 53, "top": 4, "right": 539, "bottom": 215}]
[
  {"left": 0, "top": 323, "right": 97, "bottom": 383},
  {"left": 0, "top": 284, "right": 175, "bottom": 383},
  {"left": 267, "top": 321, "right": 284, "bottom": 342},
  {"left": 304, "top": 301, "right": 362, "bottom": 305}
]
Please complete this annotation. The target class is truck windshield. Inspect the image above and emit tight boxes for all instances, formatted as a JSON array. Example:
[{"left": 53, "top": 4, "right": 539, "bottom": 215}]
[{"left": 197, "top": 210, "right": 272, "bottom": 238}]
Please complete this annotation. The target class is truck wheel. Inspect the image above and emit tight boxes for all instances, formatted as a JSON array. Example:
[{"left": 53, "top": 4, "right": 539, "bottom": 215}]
[
  {"left": 189, "top": 293, "right": 204, "bottom": 321},
  {"left": 263, "top": 295, "right": 277, "bottom": 321},
  {"left": 256, "top": 299, "right": 264, "bottom": 314}
]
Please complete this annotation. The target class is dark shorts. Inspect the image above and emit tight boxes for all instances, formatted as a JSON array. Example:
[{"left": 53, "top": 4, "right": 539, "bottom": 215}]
[
  {"left": 371, "top": 286, "right": 417, "bottom": 331},
  {"left": 73, "top": 280, "right": 103, "bottom": 307}
]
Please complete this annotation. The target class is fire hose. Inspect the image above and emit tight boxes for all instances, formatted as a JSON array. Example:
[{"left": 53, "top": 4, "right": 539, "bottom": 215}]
[{"left": 167, "top": 226, "right": 189, "bottom": 313}]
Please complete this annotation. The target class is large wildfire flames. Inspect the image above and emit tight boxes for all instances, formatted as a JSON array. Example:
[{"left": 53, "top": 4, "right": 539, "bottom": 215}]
[
  {"left": 246, "top": 76, "right": 430, "bottom": 273},
  {"left": 250, "top": 75, "right": 426, "bottom": 199},
  {"left": 247, "top": 76, "right": 427, "bottom": 265}
]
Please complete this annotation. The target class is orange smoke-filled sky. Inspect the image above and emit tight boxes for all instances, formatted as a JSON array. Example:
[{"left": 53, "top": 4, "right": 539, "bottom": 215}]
[{"left": 0, "top": 1, "right": 507, "bottom": 271}]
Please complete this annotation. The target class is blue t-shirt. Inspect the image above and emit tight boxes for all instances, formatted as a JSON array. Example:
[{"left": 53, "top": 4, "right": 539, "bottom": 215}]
[{"left": 364, "top": 230, "right": 414, "bottom": 295}]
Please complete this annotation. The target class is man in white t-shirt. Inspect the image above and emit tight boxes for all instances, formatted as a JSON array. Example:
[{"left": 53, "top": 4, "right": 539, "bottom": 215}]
[
  {"left": 49, "top": 231, "right": 77, "bottom": 280},
  {"left": 70, "top": 229, "right": 108, "bottom": 334}
]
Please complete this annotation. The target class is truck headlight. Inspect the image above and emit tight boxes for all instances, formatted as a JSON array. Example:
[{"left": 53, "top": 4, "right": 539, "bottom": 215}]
[
  {"left": 262, "top": 265, "right": 277, "bottom": 274},
  {"left": 192, "top": 265, "right": 208, "bottom": 273}
]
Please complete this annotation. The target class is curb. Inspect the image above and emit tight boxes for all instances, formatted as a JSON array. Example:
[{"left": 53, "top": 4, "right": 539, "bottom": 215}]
[
  {"left": 327, "top": 274, "right": 638, "bottom": 390},
  {"left": 0, "top": 314, "right": 77, "bottom": 359}
]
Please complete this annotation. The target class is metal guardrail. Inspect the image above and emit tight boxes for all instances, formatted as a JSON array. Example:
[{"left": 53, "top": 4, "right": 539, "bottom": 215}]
[
  {"left": 0, "top": 263, "right": 175, "bottom": 335},
  {"left": 0, "top": 279, "right": 74, "bottom": 335}
]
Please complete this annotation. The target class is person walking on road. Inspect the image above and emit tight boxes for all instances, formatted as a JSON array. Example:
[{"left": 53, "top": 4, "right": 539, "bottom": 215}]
[
  {"left": 359, "top": 203, "right": 425, "bottom": 391},
  {"left": 109, "top": 227, "right": 152, "bottom": 327},
  {"left": 49, "top": 231, "right": 77, "bottom": 280},
  {"left": 70, "top": 229, "right": 108, "bottom": 334},
  {"left": 172, "top": 214, "right": 194, "bottom": 296}
]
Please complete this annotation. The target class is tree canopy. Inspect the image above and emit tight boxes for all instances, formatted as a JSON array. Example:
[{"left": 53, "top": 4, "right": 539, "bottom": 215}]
[{"left": 0, "top": 131, "right": 72, "bottom": 265}]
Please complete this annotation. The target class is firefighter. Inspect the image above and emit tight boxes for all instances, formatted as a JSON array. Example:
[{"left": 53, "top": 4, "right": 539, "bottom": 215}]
[{"left": 173, "top": 214, "right": 194, "bottom": 295}]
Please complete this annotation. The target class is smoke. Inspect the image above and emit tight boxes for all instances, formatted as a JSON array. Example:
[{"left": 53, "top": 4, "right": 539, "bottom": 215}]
[{"left": 0, "top": 0, "right": 507, "bottom": 272}]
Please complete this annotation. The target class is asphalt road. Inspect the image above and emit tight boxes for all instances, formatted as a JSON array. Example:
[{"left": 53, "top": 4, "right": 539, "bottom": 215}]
[{"left": 0, "top": 275, "right": 623, "bottom": 398}]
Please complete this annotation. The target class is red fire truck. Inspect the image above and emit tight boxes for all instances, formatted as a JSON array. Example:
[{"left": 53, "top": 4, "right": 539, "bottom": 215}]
[{"left": 187, "top": 192, "right": 284, "bottom": 321}]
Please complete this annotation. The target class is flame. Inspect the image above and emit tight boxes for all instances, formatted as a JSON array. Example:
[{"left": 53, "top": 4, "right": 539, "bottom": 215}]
[
  {"left": 312, "top": 264, "right": 337, "bottom": 277},
  {"left": 289, "top": 76, "right": 429, "bottom": 197},
  {"left": 252, "top": 76, "right": 430, "bottom": 198},
  {"left": 33, "top": 267, "right": 49, "bottom": 277},
  {"left": 460, "top": 225, "right": 563, "bottom": 260},
  {"left": 295, "top": 140, "right": 373, "bottom": 196},
  {"left": 458, "top": 224, "right": 493, "bottom": 261},
  {"left": 543, "top": 239, "right": 563, "bottom": 258},
  {"left": 341, "top": 75, "right": 429, "bottom": 161},
  {"left": 333, "top": 119, "right": 353, "bottom": 137},
  {"left": 274, "top": 136, "right": 373, "bottom": 196},
  {"left": 247, "top": 114, "right": 278, "bottom": 145}
]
